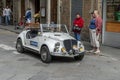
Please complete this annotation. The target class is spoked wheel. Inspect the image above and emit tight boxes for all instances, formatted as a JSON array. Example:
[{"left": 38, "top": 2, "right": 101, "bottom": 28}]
[
  {"left": 40, "top": 46, "right": 52, "bottom": 63},
  {"left": 16, "top": 39, "right": 24, "bottom": 53}
]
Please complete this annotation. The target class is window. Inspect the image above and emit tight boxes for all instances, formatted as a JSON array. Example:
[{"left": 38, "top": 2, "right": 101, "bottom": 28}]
[
  {"left": 106, "top": 0, "right": 120, "bottom": 33},
  {"left": 107, "top": 0, "right": 120, "bottom": 21}
]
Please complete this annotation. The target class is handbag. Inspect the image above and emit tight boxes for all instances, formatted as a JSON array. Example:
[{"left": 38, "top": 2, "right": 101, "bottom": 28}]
[{"left": 72, "top": 26, "right": 81, "bottom": 31}]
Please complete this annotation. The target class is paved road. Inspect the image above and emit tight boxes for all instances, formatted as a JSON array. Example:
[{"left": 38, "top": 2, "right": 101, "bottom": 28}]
[{"left": 0, "top": 29, "right": 120, "bottom": 80}]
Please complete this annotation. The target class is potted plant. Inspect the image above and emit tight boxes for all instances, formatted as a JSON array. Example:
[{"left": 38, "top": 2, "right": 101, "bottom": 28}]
[{"left": 114, "top": 5, "right": 120, "bottom": 21}]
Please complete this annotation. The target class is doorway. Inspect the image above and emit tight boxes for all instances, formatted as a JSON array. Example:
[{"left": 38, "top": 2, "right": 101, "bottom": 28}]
[
  {"left": 51, "top": 0, "right": 57, "bottom": 23},
  {"left": 35, "top": 0, "right": 40, "bottom": 13}
]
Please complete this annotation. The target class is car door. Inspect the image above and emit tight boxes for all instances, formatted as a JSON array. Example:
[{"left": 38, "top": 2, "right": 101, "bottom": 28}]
[{"left": 25, "top": 29, "right": 40, "bottom": 51}]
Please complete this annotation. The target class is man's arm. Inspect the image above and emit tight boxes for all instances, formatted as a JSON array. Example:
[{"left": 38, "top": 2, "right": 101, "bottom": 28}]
[{"left": 95, "top": 17, "right": 102, "bottom": 35}]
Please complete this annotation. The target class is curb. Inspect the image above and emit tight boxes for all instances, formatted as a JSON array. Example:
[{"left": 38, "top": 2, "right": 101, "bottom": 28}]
[{"left": 0, "top": 27, "right": 21, "bottom": 34}]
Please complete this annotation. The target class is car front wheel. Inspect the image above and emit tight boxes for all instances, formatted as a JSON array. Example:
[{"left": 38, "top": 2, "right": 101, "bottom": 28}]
[
  {"left": 74, "top": 54, "right": 84, "bottom": 61},
  {"left": 40, "top": 46, "right": 52, "bottom": 63},
  {"left": 16, "top": 39, "right": 24, "bottom": 53}
]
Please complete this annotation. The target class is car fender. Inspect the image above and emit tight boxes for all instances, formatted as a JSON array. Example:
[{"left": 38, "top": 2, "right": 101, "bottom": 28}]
[
  {"left": 40, "top": 37, "right": 60, "bottom": 54},
  {"left": 17, "top": 31, "right": 27, "bottom": 46}
]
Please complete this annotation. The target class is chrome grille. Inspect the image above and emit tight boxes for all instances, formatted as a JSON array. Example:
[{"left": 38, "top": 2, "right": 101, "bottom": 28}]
[{"left": 63, "top": 39, "right": 77, "bottom": 52}]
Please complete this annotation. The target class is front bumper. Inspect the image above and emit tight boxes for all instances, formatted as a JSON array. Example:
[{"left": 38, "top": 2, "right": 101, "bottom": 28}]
[
  {"left": 51, "top": 51, "right": 85, "bottom": 57},
  {"left": 52, "top": 42, "right": 85, "bottom": 57}
]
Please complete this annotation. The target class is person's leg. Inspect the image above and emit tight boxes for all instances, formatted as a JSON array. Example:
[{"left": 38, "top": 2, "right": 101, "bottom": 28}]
[
  {"left": 74, "top": 33, "right": 77, "bottom": 40},
  {"left": 76, "top": 33, "right": 80, "bottom": 41},
  {"left": 89, "top": 29, "right": 96, "bottom": 52},
  {"left": 3, "top": 16, "right": 5, "bottom": 25},
  {"left": 5, "top": 16, "right": 8, "bottom": 25},
  {"left": 94, "top": 33, "right": 100, "bottom": 54},
  {"left": 96, "top": 33, "right": 100, "bottom": 50},
  {"left": 8, "top": 15, "right": 10, "bottom": 25},
  {"left": 90, "top": 29, "right": 94, "bottom": 46},
  {"left": 7, "top": 16, "right": 9, "bottom": 25}
]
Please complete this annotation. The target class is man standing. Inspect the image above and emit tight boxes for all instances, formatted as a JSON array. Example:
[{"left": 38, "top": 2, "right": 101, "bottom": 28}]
[
  {"left": 25, "top": 8, "right": 31, "bottom": 23},
  {"left": 93, "top": 10, "right": 102, "bottom": 54},
  {"left": 5, "top": 6, "right": 12, "bottom": 25},
  {"left": 2, "top": 8, "right": 6, "bottom": 24}
]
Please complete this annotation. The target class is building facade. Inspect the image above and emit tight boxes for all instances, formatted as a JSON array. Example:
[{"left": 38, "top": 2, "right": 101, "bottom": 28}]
[
  {"left": 11, "top": 0, "right": 71, "bottom": 30},
  {"left": 102, "top": 0, "right": 120, "bottom": 48},
  {"left": 2, "top": 0, "right": 119, "bottom": 48}
]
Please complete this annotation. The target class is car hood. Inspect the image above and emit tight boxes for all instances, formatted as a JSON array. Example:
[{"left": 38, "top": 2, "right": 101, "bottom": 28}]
[{"left": 42, "top": 32, "right": 75, "bottom": 41}]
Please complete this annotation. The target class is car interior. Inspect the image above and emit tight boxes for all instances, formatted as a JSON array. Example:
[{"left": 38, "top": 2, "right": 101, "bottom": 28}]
[{"left": 26, "top": 28, "right": 39, "bottom": 39}]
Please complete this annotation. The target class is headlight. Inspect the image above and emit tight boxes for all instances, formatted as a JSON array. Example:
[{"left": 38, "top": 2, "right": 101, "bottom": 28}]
[
  {"left": 61, "top": 47, "right": 67, "bottom": 53},
  {"left": 55, "top": 42, "right": 60, "bottom": 48},
  {"left": 78, "top": 42, "right": 84, "bottom": 47},
  {"left": 54, "top": 42, "right": 60, "bottom": 52},
  {"left": 79, "top": 43, "right": 81, "bottom": 47},
  {"left": 78, "top": 42, "right": 84, "bottom": 52},
  {"left": 79, "top": 47, "right": 84, "bottom": 52},
  {"left": 79, "top": 45, "right": 84, "bottom": 52}
]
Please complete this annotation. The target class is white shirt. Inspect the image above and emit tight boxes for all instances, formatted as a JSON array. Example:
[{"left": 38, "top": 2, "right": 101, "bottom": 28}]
[
  {"left": 4, "top": 8, "right": 11, "bottom": 16},
  {"left": 3, "top": 8, "right": 6, "bottom": 16}
]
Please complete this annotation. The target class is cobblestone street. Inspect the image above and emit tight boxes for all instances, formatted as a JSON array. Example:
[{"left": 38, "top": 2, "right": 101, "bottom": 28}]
[{"left": 0, "top": 29, "right": 120, "bottom": 80}]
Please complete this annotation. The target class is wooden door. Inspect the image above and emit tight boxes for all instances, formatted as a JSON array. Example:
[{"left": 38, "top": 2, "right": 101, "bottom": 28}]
[{"left": 51, "top": 0, "right": 57, "bottom": 23}]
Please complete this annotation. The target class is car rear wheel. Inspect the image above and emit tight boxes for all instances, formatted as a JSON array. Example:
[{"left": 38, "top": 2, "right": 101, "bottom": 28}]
[
  {"left": 40, "top": 46, "right": 52, "bottom": 63},
  {"left": 16, "top": 39, "right": 24, "bottom": 53},
  {"left": 74, "top": 54, "right": 84, "bottom": 61}
]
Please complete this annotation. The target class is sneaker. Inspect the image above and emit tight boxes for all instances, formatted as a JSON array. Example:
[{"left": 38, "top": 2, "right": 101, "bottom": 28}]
[
  {"left": 94, "top": 50, "right": 100, "bottom": 54},
  {"left": 89, "top": 49, "right": 95, "bottom": 53},
  {"left": 94, "top": 50, "right": 104, "bottom": 56}
]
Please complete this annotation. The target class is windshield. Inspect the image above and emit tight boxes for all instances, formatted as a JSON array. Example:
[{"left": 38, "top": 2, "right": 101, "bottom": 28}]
[{"left": 41, "top": 24, "right": 68, "bottom": 33}]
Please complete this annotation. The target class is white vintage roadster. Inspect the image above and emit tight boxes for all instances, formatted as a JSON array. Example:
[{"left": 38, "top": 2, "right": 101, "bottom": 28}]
[{"left": 16, "top": 24, "right": 85, "bottom": 63}]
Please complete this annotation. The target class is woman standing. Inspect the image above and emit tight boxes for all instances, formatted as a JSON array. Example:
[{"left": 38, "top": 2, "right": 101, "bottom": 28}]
[{"left": 73, "top": 13, "right": 84, "bottom": 41}]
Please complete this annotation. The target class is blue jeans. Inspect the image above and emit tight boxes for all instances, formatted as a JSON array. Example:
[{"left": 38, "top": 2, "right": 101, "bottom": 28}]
[
  {"left": 5, "top": 15, "right": 10, "bottom": 25},
  {"left": 74, "top": 33, "right": 80, "bottom": 41}
]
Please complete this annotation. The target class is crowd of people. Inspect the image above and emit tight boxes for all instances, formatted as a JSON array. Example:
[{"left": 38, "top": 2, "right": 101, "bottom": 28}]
[
  {"left": 0, "top": 6, "right": 32, "bottom": 26},
  {"left": 1, "top": 6, "right": 12, "bottom": 25},
  {"left": 73, "top": 10, "right": 103, "bottom": 55}
]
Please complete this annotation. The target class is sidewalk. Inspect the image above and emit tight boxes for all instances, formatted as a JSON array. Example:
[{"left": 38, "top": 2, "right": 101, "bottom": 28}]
[
  {"left": 0, "top": 24, "right": 120, "bottom": 60},
  {"left": 0, "top": 25, "right": 22, "bottom": 34}
]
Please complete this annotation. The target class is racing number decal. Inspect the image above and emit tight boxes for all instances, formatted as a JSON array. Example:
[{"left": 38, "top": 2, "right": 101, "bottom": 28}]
[{"left": 30, "top": 41, "right": 38, "bottom": 47}]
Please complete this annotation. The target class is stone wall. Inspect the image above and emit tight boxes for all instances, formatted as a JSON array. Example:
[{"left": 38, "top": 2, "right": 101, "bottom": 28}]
[
  {"left": 60, "top": 0, "right": 71, "bottom": 31},
  {"left": 59, "top": 0, "right": 100, "bottom": 41}
]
